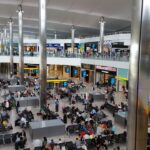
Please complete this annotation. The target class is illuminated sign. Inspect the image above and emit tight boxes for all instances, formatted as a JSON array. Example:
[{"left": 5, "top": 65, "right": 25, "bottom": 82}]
[{"left": 96, "top": 66, "right": 117, "bottom": 72}]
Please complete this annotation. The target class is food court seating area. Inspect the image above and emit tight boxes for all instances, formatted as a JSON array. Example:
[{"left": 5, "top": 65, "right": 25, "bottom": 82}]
[{"left": 0, "top": 77, "right": 129, "bottom": 150}]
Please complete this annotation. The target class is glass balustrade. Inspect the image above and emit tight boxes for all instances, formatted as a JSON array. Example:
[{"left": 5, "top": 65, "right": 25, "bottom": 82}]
[{"left": 0, "top": 51, "right": 129, "bottom": 62}]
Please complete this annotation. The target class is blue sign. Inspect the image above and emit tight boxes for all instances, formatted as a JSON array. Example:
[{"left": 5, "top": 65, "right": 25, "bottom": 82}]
[
  {"left": 46, "top": 43, "right": 61, "bottom": 48},
  {"left": 63, "top": 82, "right": 68, "bottom": 87},
  {"left": 65, "top": 67, "right": 70, "bottom": 73},
  {"left": 77, "top": 44, "right": 80, "bottom": 49},
  {"left": 74, "top": 69, "right": 78, "bottom": 75},
  {"left": 111, "top": 78, "right": 116, "bottom": 86},
  {"left": 82, "top": 70, "right": 87, "bottom": 77},
  {"left": 92, "top": 44, "right": 96, "bottom": 49}
]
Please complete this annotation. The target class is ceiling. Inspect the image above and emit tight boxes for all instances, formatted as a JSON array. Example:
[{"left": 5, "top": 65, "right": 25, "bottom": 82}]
[{"left": 0, "top": 0, "right": 132, "bottom": 39}]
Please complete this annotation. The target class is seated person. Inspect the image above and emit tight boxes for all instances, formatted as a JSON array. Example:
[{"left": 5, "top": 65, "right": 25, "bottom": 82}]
[
  {"left": 20, "top": 116, "right": 28, "bottom": 128},
  {"left": 91, "top": 108, "right": 96, "bottom": 115},
  {"left": 1, "top": 110, "right": 9, "bottom": 120},
  {"left": 75, "top": 138, "right": 81, "bottom": 149},
  {"left": 18, "top": 137, "right": 25, "bottom": 149}
]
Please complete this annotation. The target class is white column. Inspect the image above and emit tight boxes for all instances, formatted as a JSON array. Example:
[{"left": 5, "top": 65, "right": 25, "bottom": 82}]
[
  {"left": 128, "top": 0, "right": 150, "bottom": 149},
  {"left": 39, "top": 0, "right": 47, "bottom": 107},
  {"left": 9, "top": 18, "right": 13, "bottom": 76},
  {"left": 54, "top": 32, "right": 57, "bottom": 39},
  {"left": 3, "top": 28, "right": 7, "bottom": 54},
  {"left": 99, "top": 17, "right": 105, "bottom": 53},
  {"left": 71, "top": 26, "right": 75, "bottom": 53},
  {"left": 17, "top": 5, "right": 24, "bottom": 84}
]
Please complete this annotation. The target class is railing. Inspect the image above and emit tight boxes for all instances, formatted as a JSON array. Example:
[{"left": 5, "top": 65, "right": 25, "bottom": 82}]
[{"left": 0, "top": 51, "right": 130, "bottom": 62}]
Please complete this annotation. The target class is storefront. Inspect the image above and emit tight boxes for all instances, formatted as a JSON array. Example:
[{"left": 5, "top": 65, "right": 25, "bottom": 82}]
[
  {"left": 81, "top": 64, "right": 95, "bottom": 83},
  {"left": 24, "top": 43, "right": 38, "bottom": 56},
  {"left": 46, "top": 43, "right": 63, "bottom": 55},
  {"left": 24, "top": 64, "right": 39, "bottom": 78},
  {"left": 62, "top": 66, "right": 71, "bottom": 79},
  {"left": 96, "top": 65, "right": 117, "bottom": 86},
  {"left": 13, "top": 43, "right": 19, "bottom": 55},
  {"left": 116, "top": 68, "right": 129, "bottom": 91},
  {"left": 84, "top": 42, "right": 98, "bottom": 55},
  {"left": 71, "top": 66, "right": 80, "bottom": 79},
  {"left": 79, "top": 43, "right": 85, "bottom": 53},
  {"left": 47, "top": 65, "right": 80, "bottom": 80},
  {"left": 47, "top": 65, "right": 63, "bottom": 79},
  {"left": 64, "top": 43, "right": 80, "bottom": 53}
]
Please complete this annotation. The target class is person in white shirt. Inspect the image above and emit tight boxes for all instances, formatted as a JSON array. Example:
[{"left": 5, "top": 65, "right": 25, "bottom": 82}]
[
  {"left": 20, "top": 117, "right": 27, "bottom": 127},
  {"left": 91, "top": 109, "right": 96, "bottom": 115},
  {"left": 5, "top": 100, "right": 10, "bottom": 110}
]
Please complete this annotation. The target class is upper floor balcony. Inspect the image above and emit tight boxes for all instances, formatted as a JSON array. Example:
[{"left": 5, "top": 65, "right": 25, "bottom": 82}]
[{"left": 0, "top": 51, "right": 129, "bottom": 69}]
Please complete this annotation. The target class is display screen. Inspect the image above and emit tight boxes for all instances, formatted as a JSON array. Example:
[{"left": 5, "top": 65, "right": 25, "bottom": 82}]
[
  {"left": 111, "top": 78, "right": 116, "bottom": 86},
  {"left": 92, "top": 44, "right": 96, "bottom": 49},
  {"left": 73, "top": 69, "right": 78, "bottom": 75},
  {"left": 63, "top": 82, "right": 68, "bottom": 87},
  {"left": 82, "top": 70, "right": 87, "bottom": 77},
  {"left": 65, "top": 67, "right": 70, "bottom": 73}
]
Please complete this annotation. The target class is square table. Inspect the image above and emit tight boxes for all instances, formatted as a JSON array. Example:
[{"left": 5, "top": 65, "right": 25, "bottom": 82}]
[
  {"left": 115, "top": 111, "right": 127, "bottom": 127},
  {"left": 15, "top": 96, "right": 39, "bottom": 107},
  {"left": 8, "top": 85, "right": 26, "bottom": 92},
  {"left": 29, "top": 119, "right": 65, "bottom": 139},
  {"left": 89, "top": 92, "right": 105, "bottom": 101}
]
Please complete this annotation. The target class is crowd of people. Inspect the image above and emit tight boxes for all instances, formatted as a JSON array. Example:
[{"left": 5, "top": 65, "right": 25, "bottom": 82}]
[
  {"left": 14, "top": 130, "right": 27, "bottom": 150},
  {"left": 0, "top": 76, "right": 128, "bottom": 150},
  {"left": 15, "top": 108, "right": 34, "bottom": 128}
]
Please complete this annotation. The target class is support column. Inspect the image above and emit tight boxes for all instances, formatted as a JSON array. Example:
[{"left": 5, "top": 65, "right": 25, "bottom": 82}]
[
  {"left": 127, "top": 0, "right": 150, "bottom": 150},
  {"left": 0, "top": 32, "right": 3, "bottom": 54},
  {"left": 71, "top": 26, "right": 75, "bottom": 53},
  {"left": 99, "top": 17, "right": 105, "bottom": 53},
  {"left": 17, "top": 5, "right": 24, "bottom": 85},
  {"left": 39, "top": 0, "right": 47, "bottom": 107},
  {"left": 9, "top": 18, "right": 13, "bottom": 77},
  {"left": 54, "top": 32, "right": 57, "bottom": 39},
  {"left": 3, "top": 28, "right": 7, "bottom": 55}
]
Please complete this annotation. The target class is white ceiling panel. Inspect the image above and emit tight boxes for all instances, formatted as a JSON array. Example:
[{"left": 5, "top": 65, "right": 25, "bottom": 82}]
[{"left": 0, "top": 0, "right": 132, "bottom": 38}]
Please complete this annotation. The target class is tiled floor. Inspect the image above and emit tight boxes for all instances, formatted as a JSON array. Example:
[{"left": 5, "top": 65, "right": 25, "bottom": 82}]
[{"left": 0, "top": 85, "right": 127, "bottom": 150}]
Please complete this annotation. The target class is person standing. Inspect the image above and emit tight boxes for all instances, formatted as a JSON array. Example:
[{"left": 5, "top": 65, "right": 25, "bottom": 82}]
[
  {"left": 63, "top": 113, "right": 67, "bottom": 124},
  {"left": 55, "top": 99, "right": 59, "bottom": 112},
  {"left": 16, "top": 101, "right": 20, "bottom": 113},
  {"left": 58, "top": 138, "right": 63, "bottom": 150},
  {"left": 42, "top": 137, "right": 48, "bottom": 149}
]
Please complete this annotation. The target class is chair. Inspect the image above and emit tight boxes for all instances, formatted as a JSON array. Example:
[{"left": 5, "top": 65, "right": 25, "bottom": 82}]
[
  {"left": 65, "top": 141, "right": 74, "bottom": 150},
  {"left": 34, "top": 146, "right": 42, "bottom": 150},
  {"left": 114, "top": 134, "right": 120, "bottom": 143},
  {"left": 148, "top": 138, "right": 150, "bottom": 146},
  {"left": 0, "top": 135, "right": 4, "bottom": 145},
  {"left": 11, "top": 133, "right": 17, "bottom": 143},
  {"left": 4, "top": 134, "right": 12, "bottom": 144},
  {"left": 85, "top": 139, "right": 95, "bottom": 149}
]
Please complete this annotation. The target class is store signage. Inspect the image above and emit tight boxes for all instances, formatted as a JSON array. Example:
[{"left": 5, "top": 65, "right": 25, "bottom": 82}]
[
  {"left": 46, "top": 43, "right": 61, "bottom": 48},
  {"left": 64, "top": 43, "right": 79, "bottom": 48},
  {"left": 24, "top": 43, "right": 37, "bottom": 46},
  {"left": 96, "top": 66, "right": 117, "bottom": 72},
  {"left": 81, "top": 64, "right": 95, "bottom": 70}
]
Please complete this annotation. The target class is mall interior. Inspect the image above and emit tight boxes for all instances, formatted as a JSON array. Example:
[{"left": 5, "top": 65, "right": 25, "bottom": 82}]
[{"left": 0, "top": 0, "right": 149, "bottom": 150}]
